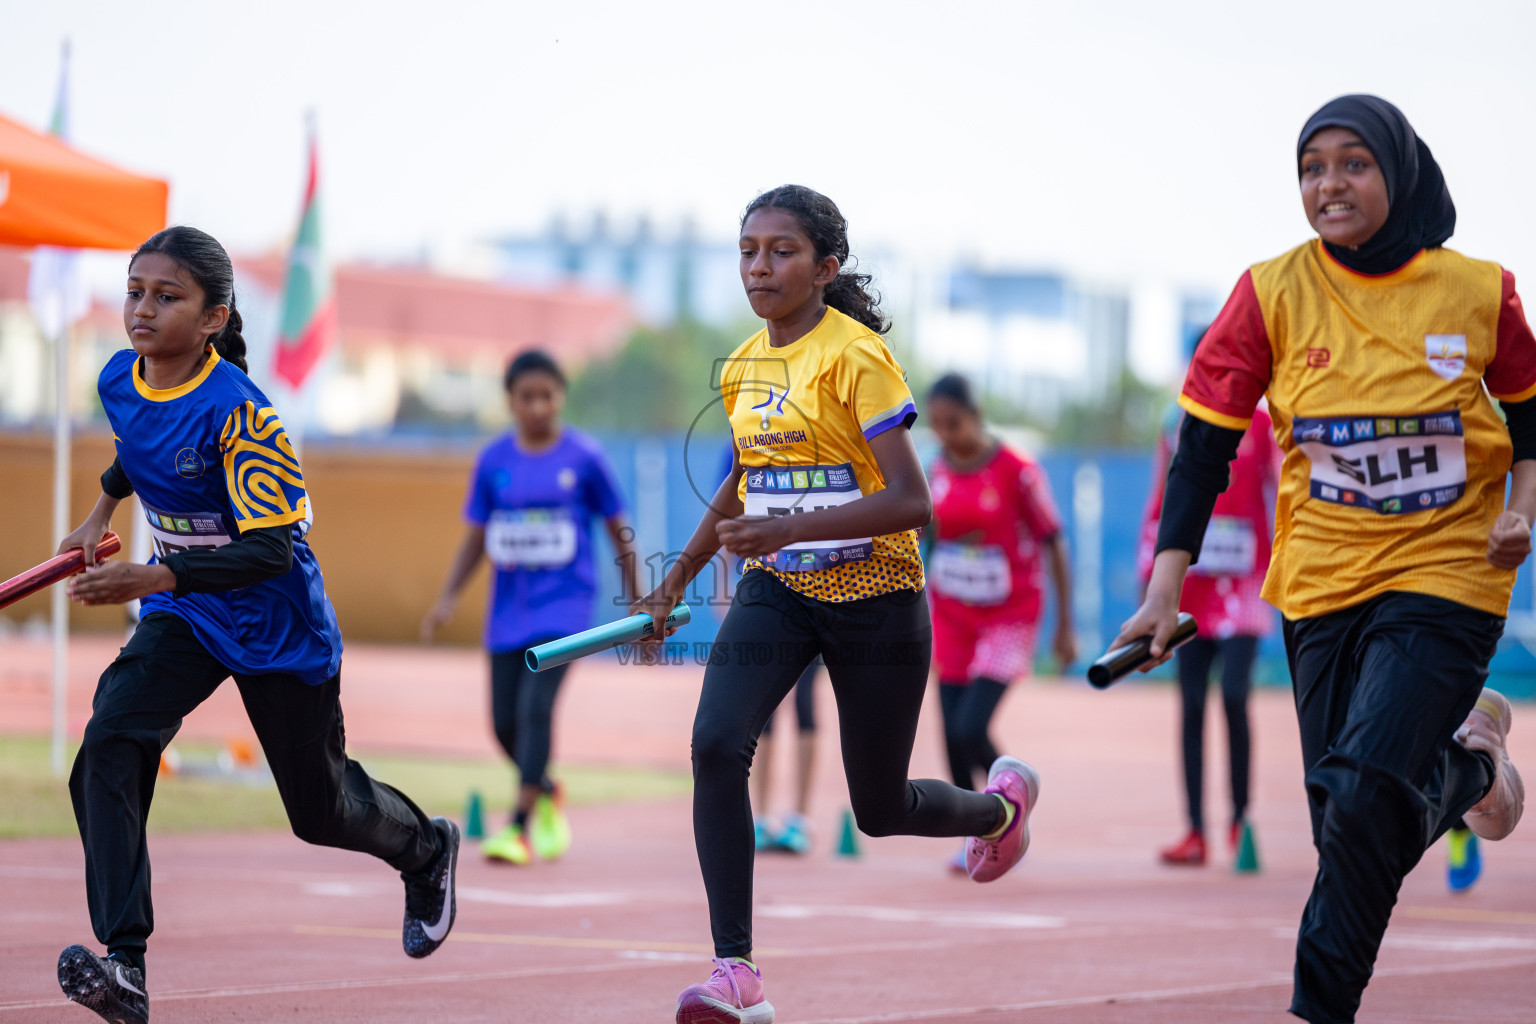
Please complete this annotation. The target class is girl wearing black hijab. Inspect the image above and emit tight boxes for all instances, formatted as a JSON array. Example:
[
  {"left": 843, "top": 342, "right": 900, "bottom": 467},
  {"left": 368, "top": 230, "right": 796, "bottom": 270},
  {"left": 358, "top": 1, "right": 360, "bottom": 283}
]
[{"left": 1117, "top": 95, "right": 1531, "bottom": 1023}]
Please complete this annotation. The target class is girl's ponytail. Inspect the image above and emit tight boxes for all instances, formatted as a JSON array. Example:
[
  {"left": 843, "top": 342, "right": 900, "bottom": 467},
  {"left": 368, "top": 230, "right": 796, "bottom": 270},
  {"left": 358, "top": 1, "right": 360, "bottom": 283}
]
[{"left": 214, "top": 295, "right": 248, "bottom": 373}]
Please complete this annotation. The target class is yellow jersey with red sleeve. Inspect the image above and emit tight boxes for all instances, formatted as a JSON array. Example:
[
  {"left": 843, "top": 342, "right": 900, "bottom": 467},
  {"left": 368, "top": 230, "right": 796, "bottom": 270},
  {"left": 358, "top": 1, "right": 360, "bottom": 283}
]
[
  {"left": 721, "top": 307, "right": 924, "bottom": 602},
  {"left": 1179, "top": 239, "right": 1536, "bottom": 620}
]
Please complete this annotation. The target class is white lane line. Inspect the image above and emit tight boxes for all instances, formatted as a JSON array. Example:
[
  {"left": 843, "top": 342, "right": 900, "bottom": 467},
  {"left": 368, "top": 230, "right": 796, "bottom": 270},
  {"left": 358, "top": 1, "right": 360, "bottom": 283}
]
[
  {"left": 0, "top": 960, "right": 661, "bottom": 1011},
  {"left": 791, "top": 953, "right": 1536, "bottom": 1023},
  {"left": 302, "top": 881, "right": 628, "bottom": 907},
  {"left": 758, "top": 904, "right": 1064, "bottom": 930},
  {"left": 0, "top": 936, "right": 960, "bottom": 1011}
]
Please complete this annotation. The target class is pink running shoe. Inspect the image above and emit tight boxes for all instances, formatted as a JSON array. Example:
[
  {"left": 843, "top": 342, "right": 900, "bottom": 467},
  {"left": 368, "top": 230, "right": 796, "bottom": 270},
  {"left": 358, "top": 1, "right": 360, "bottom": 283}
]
[
  {"left": 1458, "top": 689, "right": 1525, "bottom": 841},
  {"left": 966, "top": 755, "right": 1041, "bottom": 883},
  {"left": 675, "top": 957, "right": 774, "bottom": 1024}
]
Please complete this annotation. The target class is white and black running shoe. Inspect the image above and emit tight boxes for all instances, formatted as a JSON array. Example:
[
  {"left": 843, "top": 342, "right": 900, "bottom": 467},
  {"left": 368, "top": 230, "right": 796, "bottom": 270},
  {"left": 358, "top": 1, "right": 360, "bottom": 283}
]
[
  {"left": 401, "top": 816, "right": 459, "bottom": 958},
  {"left": 58, "top": 945, "right": 148, "bottom": 1023}
]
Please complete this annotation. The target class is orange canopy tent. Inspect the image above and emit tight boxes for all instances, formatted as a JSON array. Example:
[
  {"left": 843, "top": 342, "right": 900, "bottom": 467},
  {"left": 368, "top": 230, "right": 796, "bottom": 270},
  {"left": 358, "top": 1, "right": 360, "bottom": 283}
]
[
  {"left": 0, "top": 111, "right": 167, "bottom": 249},
  {"left": 0, "top": 109, "right": 167, "bottom": 778}
]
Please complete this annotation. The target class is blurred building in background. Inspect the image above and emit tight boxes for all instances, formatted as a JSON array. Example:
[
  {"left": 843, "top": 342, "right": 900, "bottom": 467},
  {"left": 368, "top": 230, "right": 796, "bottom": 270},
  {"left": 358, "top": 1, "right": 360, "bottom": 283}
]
[
  {"left": 909, "top": 267, "right": 1131, "bottom": 426},
  {"left": 0, "top": 246, "right": 634, "bottom": 436},
  {"left": 488, "top": 213, "right": 741, "bottom": 327}
]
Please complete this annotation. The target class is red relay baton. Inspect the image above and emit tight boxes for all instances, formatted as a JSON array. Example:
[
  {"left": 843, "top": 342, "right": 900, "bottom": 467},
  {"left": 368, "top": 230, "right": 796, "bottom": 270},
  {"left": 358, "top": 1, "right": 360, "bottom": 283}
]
[{"left": 0, "top": 532, "right": 123, "bottom": 611}]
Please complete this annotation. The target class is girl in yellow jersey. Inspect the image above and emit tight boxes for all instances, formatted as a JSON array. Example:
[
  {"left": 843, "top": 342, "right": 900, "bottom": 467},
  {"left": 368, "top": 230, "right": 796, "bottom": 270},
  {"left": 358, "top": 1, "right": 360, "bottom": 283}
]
[
  {"left": 635, "top": 186, "right": 1040, "bottom": 1024},
  {"left": 1119, "top": 96, "right": 1531, "bottom": 1024}
]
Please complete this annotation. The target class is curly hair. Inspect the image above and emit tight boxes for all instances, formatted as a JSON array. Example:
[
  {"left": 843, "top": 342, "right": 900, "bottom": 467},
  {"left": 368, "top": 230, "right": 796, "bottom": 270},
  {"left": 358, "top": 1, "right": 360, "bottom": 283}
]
[{"left": 742, "top": 185, "right": 890, "bottom": 335}]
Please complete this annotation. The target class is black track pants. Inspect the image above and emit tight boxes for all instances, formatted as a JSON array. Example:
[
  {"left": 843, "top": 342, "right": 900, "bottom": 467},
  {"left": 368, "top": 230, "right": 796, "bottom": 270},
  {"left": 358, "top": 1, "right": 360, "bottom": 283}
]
[
  {"left": 692, "top": 571, "right": 1005, "bottom": 958},
  {"left": 69, "top": 613, "right": 439, "bottom": 959},
  {"left": 1283, "top": 592, "right": 1500, "bottom": 1024},
  {"left": 490, "top": 647, "right": 570, "bottom": 805},
  {"left": 939, "top": 678, "right": 1009, "bottom": 790},
  {"left": 1175, "top": 635, "right": 1257, "bottom": 832}
]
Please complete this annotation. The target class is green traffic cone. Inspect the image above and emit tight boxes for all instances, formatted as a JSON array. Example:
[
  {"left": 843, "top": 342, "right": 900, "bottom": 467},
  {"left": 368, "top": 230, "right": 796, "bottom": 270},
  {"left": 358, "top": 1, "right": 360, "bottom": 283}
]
[
  {"left": 1235, "top": 820, "right": 1260, "bottom": 874},
  {"left": 464, "top": 790, "right": 485, "bottom": 840},
  {"left": 836, "top": 807, "right": 861, "bottom": 858}
]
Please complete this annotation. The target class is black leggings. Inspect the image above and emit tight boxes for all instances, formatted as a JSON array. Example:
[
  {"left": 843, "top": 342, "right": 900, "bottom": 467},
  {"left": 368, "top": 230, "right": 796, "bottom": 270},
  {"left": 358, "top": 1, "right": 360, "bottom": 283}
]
[
  {"left": 70, "top": 613, "right": 439, "bottom": 960},
  {"left": 1175, "top": 635, "right": 1257, "bottom": 832},
  {"left": 939, "top": 679, "right": 1009, "bottom": 790},
  {"left": 1284, "top": 592, "right": 1500, "bottom": 1024},
  {"left": 692, "top": 571, "right": 1004, "bottom": 958},
  {"left": 490, "top": 648, "right": 570, "bottom": 805}
]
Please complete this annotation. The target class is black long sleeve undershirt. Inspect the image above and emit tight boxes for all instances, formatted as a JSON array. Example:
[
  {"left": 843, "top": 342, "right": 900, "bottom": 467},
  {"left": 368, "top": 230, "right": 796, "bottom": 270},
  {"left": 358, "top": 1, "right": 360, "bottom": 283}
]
[
  {"left": 1501, "top": 396, "right": 1536, "bottom": 463},
  {"left": 97, "top": 458, "right": 295, "bottom": 596},
  {"left": 1153, "top": 414, "right": 1244, "bottom": 563}
]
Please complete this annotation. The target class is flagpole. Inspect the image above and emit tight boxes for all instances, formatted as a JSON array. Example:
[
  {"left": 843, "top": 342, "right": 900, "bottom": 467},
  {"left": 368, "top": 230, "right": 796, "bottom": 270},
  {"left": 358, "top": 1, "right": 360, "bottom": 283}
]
[
  {"left": 51, "top": 317, "right": 71, "bottom": 778},
  {"left": 48, "top": 37, "right": 74, "bottom": 780}
]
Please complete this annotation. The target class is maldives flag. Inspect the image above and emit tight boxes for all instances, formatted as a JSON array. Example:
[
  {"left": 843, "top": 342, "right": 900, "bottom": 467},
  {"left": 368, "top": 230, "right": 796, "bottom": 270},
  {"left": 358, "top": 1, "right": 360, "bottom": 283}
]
[{"left": 273, "top": 129, "right": 337, "bottom": 388}]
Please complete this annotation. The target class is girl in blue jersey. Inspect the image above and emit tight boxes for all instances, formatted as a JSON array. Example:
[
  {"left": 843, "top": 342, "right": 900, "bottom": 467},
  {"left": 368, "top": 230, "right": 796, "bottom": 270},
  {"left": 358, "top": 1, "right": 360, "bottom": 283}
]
[
  {"left": 54, "top": 227, "right": 458, "bottom": 1024},
  {"left": 422, "top": 349, "right": 641, "bottom": 866}
]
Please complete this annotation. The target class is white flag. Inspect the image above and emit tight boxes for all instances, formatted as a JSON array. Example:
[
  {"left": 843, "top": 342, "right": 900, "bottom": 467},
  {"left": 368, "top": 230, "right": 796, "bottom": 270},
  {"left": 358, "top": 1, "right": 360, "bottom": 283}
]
[{"left": 27, "top": 42, "right": 88, "bottom": 341}]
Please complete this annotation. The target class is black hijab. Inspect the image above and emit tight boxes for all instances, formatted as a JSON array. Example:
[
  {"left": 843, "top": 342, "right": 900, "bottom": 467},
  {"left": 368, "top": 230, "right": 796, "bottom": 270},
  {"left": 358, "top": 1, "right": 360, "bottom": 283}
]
[{"left": 1297, "top": 95, "right": 1456, "bottom": 275}]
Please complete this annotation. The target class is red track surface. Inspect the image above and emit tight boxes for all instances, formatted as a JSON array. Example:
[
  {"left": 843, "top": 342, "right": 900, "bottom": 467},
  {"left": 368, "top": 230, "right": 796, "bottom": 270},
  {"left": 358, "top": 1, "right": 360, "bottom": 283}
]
[{"left": 3, "top": 636, "right": 1535, "bottom": 1022}]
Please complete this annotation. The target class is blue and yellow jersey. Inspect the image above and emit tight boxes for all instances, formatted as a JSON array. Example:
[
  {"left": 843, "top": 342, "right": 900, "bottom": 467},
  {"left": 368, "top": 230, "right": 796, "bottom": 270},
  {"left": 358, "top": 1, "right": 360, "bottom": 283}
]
[
  {"left": 98, "top": 347, "right": 342, "bottom": 684},
  {"left": 720, "top": 307, "right": 923, "bottom": 602}
]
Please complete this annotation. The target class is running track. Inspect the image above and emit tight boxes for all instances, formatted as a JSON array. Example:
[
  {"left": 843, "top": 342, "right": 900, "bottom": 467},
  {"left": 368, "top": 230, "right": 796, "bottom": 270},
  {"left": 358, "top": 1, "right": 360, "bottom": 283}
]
[{"left": 2, "top": 636, "right": 1534, "bottom": 1022}]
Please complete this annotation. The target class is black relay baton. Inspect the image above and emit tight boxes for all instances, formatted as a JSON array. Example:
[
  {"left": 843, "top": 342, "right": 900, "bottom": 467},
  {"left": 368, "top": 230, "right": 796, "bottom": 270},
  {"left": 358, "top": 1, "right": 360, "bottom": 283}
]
[{"left": 1087, "top": 613, "right": 1198, "bottom": 689}]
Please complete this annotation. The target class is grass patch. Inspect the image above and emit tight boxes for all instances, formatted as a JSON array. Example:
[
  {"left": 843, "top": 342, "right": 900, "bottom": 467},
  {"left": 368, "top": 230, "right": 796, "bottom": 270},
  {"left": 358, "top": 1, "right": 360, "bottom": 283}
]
[{"left": 0, "top": 735, "right": 689, "bottom": 841}]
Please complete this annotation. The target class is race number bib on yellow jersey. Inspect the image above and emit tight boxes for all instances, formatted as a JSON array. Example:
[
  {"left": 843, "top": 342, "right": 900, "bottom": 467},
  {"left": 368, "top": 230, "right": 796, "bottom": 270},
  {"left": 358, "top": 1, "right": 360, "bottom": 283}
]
[
  {"left": 929, "top": 542, "right": 1012, "bottom": 605},
  {"left": 142, "top": 501, "right": 234, "bottom": 559},
  {"left": 744, "top": 462, "right": 872, "bottom": 571},
  {"left": 1189, "top": 516, "right": 1257, "bottom": 577},
  {"left": 1293, "top": 411, "right": 1466, "bottom": 515},
  {"left": 485, "top": 508, "right": 577, "bottom": 569}
]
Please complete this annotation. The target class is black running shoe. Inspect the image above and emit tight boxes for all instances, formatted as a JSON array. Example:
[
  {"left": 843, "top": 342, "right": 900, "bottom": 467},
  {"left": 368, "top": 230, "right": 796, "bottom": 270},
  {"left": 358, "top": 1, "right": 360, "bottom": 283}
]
[
  {"left": 58, "top": 945, "right": 148, "bottom": 1023},
  {"left": 402, "top": 816, "right": 459, "bottom": 958}
]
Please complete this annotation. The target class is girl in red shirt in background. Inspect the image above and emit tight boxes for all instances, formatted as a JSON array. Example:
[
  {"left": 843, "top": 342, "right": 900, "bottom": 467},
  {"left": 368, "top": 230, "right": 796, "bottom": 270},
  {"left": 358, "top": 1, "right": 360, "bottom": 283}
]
[
  {"left": 1139, "top": 399, "right": 1280, "bottom": 865},
  {"left": 926, "top": 374, "right": 1076, "bottom": 870}
]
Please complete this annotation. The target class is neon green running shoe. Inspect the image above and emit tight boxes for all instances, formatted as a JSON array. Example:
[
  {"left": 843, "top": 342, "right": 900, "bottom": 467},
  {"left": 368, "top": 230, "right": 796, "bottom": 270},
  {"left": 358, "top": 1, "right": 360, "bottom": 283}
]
[
  {"left": 1447, "top": 826, "right": 1481, "bottom": 892},
  {"left": 530, "top": 786, "right": 572, "bottom": 861},
  {"left": 482, "top": 824, "right": 531, "bottom": 865}
]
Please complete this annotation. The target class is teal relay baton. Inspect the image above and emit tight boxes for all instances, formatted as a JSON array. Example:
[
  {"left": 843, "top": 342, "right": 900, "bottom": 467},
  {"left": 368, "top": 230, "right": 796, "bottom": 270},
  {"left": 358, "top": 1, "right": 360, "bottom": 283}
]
[{"left": 525, "top": 603, "right": 692, "bottom": 672}]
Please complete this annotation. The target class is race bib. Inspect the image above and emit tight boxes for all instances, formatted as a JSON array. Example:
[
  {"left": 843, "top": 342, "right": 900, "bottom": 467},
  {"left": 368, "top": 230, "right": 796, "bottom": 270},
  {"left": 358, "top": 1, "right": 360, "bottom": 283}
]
[
  {"left": 142, "top": 501, "right": 233, "bottom": 559},
  {"left": 930, "top": 542, "right": 1012, "bottom": 605},
  {"left": 1190, "top": 516, "right": 1257, "bottom": 577},
  {"left": 1293, "top": 411, "right": 1466, "bottom": 515},
  {"left": 742, "top": 462, "right": 872, "bottom": 572},
  {"left": 485, "top": 508, "right": 577, "bottom": 569}
]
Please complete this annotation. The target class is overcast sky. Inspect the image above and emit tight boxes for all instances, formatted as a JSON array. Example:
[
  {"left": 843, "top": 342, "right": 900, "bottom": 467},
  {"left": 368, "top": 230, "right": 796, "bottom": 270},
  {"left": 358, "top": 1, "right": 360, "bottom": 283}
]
[{"left": 7, "top": 0, "right": 1536, "bottom": 301}]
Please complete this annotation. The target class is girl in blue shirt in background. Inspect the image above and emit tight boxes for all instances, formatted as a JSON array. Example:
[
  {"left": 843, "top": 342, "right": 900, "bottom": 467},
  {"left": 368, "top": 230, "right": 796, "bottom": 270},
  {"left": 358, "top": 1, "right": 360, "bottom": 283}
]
[{"left": 423, "top": 350, "right": 641, "bottom": 865}]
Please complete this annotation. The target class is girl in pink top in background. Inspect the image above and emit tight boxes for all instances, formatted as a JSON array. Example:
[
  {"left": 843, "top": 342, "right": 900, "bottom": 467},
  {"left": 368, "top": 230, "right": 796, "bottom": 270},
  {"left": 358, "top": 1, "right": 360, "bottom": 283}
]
[{"left": 1138, "top": 400, "right": 1279, "bottom": 865}]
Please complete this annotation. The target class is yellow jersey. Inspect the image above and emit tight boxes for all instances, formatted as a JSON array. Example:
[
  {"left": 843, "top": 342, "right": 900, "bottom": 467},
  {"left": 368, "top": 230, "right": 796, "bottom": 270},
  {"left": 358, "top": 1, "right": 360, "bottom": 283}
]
[
  {"left": 720, "top": 307, "right": 923, "bottom": 602},
  {"left": 1180, "top": 240, "right": 1536, "bottom": 619}
]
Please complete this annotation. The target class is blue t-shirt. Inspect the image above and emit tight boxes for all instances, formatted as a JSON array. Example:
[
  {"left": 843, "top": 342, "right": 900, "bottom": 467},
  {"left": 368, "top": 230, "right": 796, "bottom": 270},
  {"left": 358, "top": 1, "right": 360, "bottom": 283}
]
[
  {"left": 98, "top": 348, "right": 343, "bottom": 685},
  {"left": 464, "top": 428, "right": 626, "bottom": 652}
]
